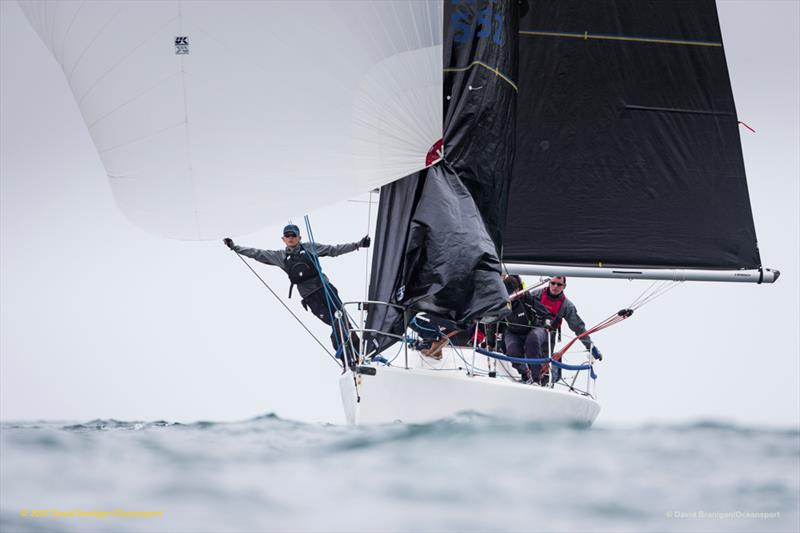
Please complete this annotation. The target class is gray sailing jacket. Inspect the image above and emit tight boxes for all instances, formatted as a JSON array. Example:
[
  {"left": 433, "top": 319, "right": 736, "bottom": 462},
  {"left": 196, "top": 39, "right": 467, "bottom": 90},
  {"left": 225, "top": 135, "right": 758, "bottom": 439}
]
[
  {"left": 528, "top": 288, "right": 593, "bottom": 350},
  {"left": 233, "top": 241, "right": 359, "bottom": 299}
]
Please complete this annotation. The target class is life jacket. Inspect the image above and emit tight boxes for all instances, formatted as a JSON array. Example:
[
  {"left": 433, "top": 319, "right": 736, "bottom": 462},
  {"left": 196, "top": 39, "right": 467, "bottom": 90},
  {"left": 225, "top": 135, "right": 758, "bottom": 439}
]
[
  {"left": 285, "top": 245, "right": 319, "bottom": 298},
  {"left": 505, "top": 299, "right": 533, "bottom": 334},
  {"left": 540, "top": 290, "right": 565, "bottom": 328}
]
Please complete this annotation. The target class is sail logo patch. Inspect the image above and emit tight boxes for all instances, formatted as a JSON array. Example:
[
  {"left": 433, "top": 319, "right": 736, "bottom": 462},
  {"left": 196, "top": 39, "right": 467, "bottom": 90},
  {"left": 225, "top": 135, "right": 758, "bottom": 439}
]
[
  {"left": 175, "top": 36, "right": 189, "bottom": 55},
  {"left": 451, "top": 0, "right": 505, "bottom": 45}
]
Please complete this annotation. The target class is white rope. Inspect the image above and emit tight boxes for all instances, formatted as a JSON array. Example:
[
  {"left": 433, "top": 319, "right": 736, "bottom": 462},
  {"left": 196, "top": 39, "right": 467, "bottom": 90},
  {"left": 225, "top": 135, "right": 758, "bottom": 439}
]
[{"left": 628, "top": 280, "right": 683, "bottom": 310}]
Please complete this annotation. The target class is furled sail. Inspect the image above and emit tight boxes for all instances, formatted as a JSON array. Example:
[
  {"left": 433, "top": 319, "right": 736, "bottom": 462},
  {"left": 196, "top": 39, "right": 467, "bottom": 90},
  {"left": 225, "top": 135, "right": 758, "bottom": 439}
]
[
  {"left": 19, "top": 1, "right": 443, "bottom": 240},
  {"left": 504, "top": 0, "right": 767, "bottom": 276},
  {"left": 365, "top": 0, "right": 518, "bottom": 354}
]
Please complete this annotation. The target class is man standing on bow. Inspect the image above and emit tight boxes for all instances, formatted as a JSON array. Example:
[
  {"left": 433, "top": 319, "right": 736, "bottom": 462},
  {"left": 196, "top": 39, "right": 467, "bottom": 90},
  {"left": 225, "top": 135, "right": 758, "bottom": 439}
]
[
  {"left": 516, "top": 276, "right": 603, "bottom": 386},
  {"left": 223, "top": 224, "right": 370, "bottom": 363}
]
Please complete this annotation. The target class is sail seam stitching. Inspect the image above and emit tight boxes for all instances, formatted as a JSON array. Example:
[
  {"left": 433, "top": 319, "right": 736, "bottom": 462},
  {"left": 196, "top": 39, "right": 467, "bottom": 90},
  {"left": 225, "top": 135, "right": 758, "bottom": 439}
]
[{"left": 176, "top": 0, "right": 201, "bottom": 239}]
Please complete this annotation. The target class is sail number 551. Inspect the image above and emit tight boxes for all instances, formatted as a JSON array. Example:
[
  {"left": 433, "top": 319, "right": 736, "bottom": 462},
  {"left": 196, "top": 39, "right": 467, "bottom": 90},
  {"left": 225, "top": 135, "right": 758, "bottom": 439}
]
[{"left": 451, "top": 0, "right": 505, "bottom": 45}]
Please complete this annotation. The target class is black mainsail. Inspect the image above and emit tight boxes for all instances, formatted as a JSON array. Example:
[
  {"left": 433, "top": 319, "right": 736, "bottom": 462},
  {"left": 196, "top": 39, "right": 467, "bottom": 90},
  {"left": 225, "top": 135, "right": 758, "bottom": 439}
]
[
  {"left": 365, "top": 0, "right": 778, "bottom": 355},
  {"left": 505, "top": 0, "right": 771, "bottom": 279}
]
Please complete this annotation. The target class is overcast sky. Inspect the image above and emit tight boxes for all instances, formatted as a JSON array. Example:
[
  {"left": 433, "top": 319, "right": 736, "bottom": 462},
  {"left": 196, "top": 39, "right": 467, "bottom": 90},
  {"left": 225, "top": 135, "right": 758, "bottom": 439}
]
[{"left": 1, "top": 0, "right": 798, "bottom": 427}]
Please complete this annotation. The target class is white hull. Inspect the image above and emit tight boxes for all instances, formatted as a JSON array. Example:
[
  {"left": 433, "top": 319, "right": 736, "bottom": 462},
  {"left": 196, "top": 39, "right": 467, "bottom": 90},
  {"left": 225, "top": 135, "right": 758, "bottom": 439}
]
[{"left": 339, "top": 348, "right": 600, "bottom": 426}]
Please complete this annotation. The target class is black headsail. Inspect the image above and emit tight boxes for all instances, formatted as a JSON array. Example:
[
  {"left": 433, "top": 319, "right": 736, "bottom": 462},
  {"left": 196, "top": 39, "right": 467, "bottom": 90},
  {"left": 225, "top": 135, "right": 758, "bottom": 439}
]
[
  {"left": 364, "top": 0, "right": 519, "bottom": 354},
  {"left": 505, "top": 0, "right": 765, "bottom": 274}
]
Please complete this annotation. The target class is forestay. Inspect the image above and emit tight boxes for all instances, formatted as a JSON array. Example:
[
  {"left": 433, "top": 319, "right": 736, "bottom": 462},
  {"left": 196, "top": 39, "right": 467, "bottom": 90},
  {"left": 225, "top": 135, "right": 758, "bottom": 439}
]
[{"left": 19, "top": 0, "right": 443, "bottom": 240}]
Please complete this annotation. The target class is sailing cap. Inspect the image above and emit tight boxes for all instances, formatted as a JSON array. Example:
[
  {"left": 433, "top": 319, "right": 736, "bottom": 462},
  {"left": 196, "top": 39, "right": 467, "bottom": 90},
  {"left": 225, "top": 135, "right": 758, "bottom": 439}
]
[{"left": 283, "top": 224, "right": 300, "bottom": 236}]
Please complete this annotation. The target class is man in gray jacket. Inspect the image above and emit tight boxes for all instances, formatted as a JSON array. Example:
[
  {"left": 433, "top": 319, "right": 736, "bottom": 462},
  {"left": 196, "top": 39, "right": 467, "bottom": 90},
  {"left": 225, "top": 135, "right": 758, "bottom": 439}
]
[
  {"left": 224, "top": 224, "right": 370, "bottom": 364},
  {"left": 514, "top": 276, "right": 603, "bottom": 385}
]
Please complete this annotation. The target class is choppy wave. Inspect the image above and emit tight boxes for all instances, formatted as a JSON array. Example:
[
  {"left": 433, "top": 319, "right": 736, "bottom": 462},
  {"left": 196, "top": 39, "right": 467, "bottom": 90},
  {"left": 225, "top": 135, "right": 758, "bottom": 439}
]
[{"left": 1, "top": 414, "right": 798, "bottom": 532}]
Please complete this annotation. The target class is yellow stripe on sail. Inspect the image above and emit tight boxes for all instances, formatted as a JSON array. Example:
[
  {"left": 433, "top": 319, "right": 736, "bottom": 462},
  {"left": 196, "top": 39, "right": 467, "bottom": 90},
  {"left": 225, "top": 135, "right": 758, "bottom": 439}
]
[
  {"left": 444, "top": 61, "right": 519, "bottom": 92},
  {"left": 519, "top": 30, "right": 722, "bottom": 48}
]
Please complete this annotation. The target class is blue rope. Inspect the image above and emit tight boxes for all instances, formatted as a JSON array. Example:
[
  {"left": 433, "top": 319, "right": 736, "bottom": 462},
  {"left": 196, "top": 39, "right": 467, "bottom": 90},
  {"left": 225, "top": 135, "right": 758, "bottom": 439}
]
[
  {"left": 410, "top": 316, "right": 441, "bottom": 335},
  {"left": 303, "top": 216, "right": 344, "bottom": 355},
  {"left": 303, "top": 217, "right": 348, "bottom": 310},
  {"left": 475, "top": 348, "right": 549, "bottom": 365},
  {"left": 475, "top": 348, "right": 597, "bottom": 380}
]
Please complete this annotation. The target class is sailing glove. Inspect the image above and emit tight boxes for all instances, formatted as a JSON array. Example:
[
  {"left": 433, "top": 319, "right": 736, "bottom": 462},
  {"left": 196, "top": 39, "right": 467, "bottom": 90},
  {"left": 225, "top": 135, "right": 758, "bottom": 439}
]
[
  {"left": 358, "top": 235, "right": 371, "bottom": 249},
  {"left": 591, "top": 345, "right": 603, "bottom": 361},
  {"left": 223, "top": 237, "right": 235, "bottom": 250}
]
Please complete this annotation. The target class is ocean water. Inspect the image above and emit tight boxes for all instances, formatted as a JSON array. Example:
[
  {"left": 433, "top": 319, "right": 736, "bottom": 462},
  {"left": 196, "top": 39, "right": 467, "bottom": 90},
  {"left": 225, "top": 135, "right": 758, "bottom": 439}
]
[{"left": 1, "top": 414, "right": 798, "bottom": 533}]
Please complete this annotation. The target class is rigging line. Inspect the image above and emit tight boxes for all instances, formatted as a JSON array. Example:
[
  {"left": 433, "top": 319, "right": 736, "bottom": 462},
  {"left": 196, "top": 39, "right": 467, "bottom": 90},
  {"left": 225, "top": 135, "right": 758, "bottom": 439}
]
[
  {"left": 628, "top": 280, "right": 659, "bottom": 308},
  {"left": 231, "top": 251, "right": 341, "bottom": 368},
  {"left": 551, "top": 312, "right": 630, "bottom": 361},
  {"left": 300, "top": 218, "right": 361, "bottom": 332},
  {"left": 634, "top": 282, "right": 670, "bottom": 308},
  {"left": 361, "top": 190, "right": 374, "bottom": 344},
  {"left": 632, "top": 280, "right": 682, "bottom": 309},
  {"left": 382, "top": 341, "right": 406, "bottom": 366},
  {"left": 739, "top": 121, "right": 756, "bottom": 133},
  {"left": 628, "top": 279, "right": 678, "bottom": 309},
  {"left": 498, "top": 359, "right": 516, "bottom": 380},
  {"left": 453, "top": 348, "right": 488, "bottom": 375},
  {"left": 304, "top": 217, "right": 359, "bottom": 370},
  {"left": 303, "top": 218, "right": 342, "bottom": 354}
]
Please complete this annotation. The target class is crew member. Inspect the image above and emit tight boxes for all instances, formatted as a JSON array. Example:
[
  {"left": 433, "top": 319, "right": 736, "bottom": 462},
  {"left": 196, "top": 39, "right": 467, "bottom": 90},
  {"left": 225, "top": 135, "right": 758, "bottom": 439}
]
[
  {"left": 224, "top": 225, "right": 369, "bottom": 364},
  {"left": 496, "top": 275, "right": 539, "bottom": 383},
  {"left": 410, "top": 312, "right": 460, "bottom": 360},
  {"left": 523, "top": 276, "right": 603, "bottom": 385}
]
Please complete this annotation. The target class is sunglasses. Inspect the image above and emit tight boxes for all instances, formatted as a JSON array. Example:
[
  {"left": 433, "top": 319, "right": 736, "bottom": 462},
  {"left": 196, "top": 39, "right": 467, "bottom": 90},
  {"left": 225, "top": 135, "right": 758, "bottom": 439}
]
[
  {"left": 549, "top": 281, "right": 565, "bottom": 287},
  {"left": 283, "top": 233, "right": 298, "bottom": 238}
]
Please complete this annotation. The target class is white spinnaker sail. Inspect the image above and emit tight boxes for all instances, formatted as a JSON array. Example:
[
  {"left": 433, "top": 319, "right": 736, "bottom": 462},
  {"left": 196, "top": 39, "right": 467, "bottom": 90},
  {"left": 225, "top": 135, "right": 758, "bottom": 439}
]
[{"left": 19, "top": 1, "right": 443, "bottom": 239}]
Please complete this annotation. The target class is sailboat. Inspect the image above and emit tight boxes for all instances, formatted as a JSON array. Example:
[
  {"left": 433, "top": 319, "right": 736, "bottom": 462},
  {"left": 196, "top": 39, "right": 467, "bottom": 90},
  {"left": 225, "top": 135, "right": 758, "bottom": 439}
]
[{"left": 19, "top": 0, "right": 778, "bottom": 426}]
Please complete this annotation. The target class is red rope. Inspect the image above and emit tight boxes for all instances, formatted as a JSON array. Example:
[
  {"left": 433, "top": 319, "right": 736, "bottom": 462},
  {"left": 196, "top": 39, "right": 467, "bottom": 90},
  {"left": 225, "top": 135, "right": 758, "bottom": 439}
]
[
  {"left": 738, "top": 120, "right": 756, "bottom": 133},
  {"left": 551, "top": 310, "right": 632, "bottom": 361}
]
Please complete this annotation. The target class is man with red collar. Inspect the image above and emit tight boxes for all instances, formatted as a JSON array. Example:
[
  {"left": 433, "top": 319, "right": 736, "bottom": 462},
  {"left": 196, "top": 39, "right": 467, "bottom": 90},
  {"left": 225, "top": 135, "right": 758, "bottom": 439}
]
[{"left": 516, "top": 276, "right": 602, "bottom": 385}]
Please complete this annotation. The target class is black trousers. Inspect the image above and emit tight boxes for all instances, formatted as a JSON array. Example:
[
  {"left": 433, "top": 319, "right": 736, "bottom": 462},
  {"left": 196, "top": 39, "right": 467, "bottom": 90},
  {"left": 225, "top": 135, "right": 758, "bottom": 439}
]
[{"left": 301, "top": 285, "right": 360, "bottom": 362}]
